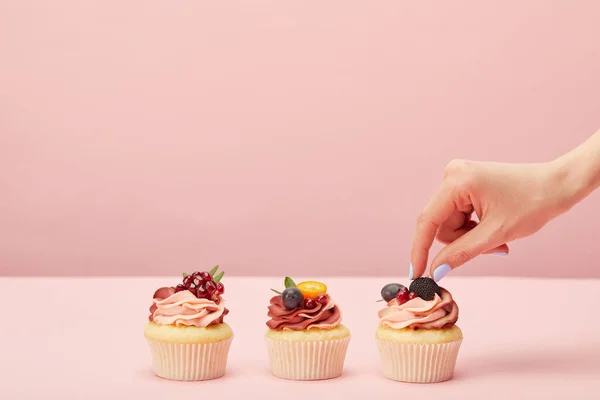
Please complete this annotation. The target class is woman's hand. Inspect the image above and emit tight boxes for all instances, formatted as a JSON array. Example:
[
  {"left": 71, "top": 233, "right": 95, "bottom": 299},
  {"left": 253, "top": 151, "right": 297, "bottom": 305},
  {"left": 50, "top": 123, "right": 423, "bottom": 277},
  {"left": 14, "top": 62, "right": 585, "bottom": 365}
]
[{"left": 410, "top": 158, "right": 584, "bottom": 282}]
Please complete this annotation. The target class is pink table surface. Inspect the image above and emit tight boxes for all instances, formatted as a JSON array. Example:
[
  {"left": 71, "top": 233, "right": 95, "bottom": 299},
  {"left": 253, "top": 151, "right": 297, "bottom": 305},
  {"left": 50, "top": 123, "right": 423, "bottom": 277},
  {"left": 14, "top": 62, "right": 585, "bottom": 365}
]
[{"left": 1, "top": 276, "right": 599, "bottom": 399}]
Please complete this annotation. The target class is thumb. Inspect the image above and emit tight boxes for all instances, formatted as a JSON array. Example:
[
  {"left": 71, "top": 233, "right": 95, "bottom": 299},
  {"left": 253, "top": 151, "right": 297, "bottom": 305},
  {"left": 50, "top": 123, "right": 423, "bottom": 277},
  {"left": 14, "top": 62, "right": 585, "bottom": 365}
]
[{"left": 429, "top": 222, "right": 503, "bottom": 282}]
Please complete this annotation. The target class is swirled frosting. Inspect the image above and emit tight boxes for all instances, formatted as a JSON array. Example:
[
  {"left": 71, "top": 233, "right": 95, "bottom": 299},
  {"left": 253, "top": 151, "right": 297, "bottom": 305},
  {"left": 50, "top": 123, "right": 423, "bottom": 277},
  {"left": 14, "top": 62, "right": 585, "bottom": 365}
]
[
  {"left": 378, "top": 288, "right": 458, "bottom": 330},
  {"left": 266, "top": 295, "right": 342, "bottom": 331},
  {"left": 148, "top": 287, "right": 228, "bottom": 327}
]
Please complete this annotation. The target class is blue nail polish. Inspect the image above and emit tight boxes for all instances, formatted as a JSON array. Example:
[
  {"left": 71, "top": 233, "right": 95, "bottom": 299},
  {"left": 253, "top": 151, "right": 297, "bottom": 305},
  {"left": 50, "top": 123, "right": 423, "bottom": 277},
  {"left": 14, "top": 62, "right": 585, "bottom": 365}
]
[
  {"left": 493, "top": 252, "right": 508, "bottom": 256},
  {"left": 433, "top": 264, "right": 452, "bottom": 282},
  {"left": 408, "top": 263, "right": 414, "bottom": 280}
]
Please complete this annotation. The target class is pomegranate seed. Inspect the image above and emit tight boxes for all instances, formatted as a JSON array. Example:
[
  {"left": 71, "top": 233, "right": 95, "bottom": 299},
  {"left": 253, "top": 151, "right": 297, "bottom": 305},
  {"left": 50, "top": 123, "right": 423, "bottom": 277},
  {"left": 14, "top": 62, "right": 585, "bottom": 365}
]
[
  {"left": 200, "top": 271, "right": 212, "bottom": 281},
  {"left": 396, "top": 287, "right": 409, "bottom": 305},
  {"left": 315, "top": 294, "right": 328, "bottom": 305},
  {"left": 204, "top": 280, "right": 217, "bottom": 295},
  {"left": 408, "top": 292, "right": 418, "bottom": 300},
  {"left": 175, "top": 284, "right": 186, "bottom": 293},
  {"left": 216, "top": 282, "right": 225, "bottom": 295},
  {"left": 195, "top": 285, "right": 207, "bottom": 298},
  {"left": 303, "top": 298, "right": 317, "bottom": 309},
  {"left": 183, "top": 275, "right": 194, "bottom": 286}
]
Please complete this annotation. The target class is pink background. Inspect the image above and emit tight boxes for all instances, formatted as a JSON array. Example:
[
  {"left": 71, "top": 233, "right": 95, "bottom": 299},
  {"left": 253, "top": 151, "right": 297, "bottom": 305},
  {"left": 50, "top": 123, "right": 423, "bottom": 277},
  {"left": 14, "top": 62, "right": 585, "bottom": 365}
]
[{"left": 1, "top": 1, "right": 599, "bottom": 277}]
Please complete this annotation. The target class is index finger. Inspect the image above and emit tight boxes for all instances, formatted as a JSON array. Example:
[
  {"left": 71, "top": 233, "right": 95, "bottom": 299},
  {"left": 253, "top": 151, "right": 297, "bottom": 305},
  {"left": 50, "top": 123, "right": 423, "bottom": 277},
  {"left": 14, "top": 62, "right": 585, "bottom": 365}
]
[{"left": 410, "top": 180, "right": 457, "bottom": 279}]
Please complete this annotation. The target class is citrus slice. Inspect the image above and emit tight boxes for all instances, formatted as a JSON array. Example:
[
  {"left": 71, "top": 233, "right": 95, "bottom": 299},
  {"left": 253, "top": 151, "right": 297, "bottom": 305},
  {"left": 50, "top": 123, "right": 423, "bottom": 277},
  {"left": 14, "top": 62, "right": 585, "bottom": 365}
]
[{"left": 296, "top": 281, "right": 327, "bottom": 298}]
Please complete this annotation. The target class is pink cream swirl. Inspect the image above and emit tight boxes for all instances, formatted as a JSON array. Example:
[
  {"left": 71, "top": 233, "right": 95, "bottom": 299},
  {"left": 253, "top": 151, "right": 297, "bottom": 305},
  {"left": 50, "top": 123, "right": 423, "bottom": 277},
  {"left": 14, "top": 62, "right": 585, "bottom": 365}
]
[
  {"left": 378, "top": 288, "right": 458, "bottom": 330},
  {"left": 266, "top": 295, "right": 342, "bottom": 331},
  {"left": 148, "top": 287, "right": 228, "bottom": 327}
]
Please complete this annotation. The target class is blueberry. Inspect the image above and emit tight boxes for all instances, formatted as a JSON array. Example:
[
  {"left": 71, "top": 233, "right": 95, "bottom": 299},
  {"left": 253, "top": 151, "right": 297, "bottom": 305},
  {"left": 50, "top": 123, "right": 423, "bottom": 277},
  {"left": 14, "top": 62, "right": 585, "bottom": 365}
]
[
  {"left": 381, "top": 283, "right": 405, "bottom": 302},
  {"left": 281, "top": 287, "right": 304, "bottom": 310}
]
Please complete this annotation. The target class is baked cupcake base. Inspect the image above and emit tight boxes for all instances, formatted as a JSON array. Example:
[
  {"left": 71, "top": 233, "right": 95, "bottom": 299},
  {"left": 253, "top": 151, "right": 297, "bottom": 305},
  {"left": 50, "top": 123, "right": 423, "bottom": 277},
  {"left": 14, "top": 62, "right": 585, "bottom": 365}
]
[
  {"left": 265, "top": 324, "right": 351, "bottom": 381},
  {"left": 376, "top": 325, "right": 462, "bottom": 383},
  {"left": 145, "top": 322, "right": 234, "bottom": 381}
]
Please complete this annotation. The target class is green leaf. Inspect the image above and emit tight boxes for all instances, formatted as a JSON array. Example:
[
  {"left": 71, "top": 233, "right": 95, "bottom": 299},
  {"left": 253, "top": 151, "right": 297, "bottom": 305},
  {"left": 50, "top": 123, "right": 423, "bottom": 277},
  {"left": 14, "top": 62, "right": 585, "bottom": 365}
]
[
  {"left": 213, "top": 271, "right": 225, "bottom": 283},
  {"left": 182, "top": 272, "right": 188, "bottom": 278},
  {"left": 284, "top": 277, "right": 296, "bottom": 288},
  {"left": 270, "top": 288, "right": 282, "bottom": 295},
  {"left": 376, "top": 299, "right": 385, "bottom": 302},
  {"left": 209, "top": 265, "right": 219, "bottom": 276}
]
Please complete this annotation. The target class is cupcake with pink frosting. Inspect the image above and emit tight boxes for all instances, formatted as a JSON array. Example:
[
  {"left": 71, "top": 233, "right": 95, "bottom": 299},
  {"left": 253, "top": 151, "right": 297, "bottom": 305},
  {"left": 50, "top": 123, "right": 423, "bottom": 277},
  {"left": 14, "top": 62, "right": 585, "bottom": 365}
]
[
  {"left": 376, "top": 278, "right": 462, "bottom": 383},
  {"left": 144, "top": 266, "right": 233, "bottom": 381},
  {"left": 265, "top": 277, "right": 351, "bottom": 380}
]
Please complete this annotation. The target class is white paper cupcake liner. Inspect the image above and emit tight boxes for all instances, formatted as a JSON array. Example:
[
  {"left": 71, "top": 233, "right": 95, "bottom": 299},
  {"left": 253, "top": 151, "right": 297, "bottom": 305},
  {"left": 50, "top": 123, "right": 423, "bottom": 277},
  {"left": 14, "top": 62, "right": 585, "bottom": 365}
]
[
  {"left": 377, "top": 339, "right": 462, "bottom": 383},
  {"left": 265, "top": 336, "right": 351, "bottom": 380},
  {"left": 146, "top": 337, "right": 233, "bottom": 381}
]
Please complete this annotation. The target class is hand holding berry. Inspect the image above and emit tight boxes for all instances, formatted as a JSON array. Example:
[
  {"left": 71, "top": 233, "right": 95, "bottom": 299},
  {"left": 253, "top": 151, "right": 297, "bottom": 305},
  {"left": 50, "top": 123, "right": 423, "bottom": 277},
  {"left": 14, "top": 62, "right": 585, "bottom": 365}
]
[{"left": 411, "top": 130, "right": 600, "bottom": 282}]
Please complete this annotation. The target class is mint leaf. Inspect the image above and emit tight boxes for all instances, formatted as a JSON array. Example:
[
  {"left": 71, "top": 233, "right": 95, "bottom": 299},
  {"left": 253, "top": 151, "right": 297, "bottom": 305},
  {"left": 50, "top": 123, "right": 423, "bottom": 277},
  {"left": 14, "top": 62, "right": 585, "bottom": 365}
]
[
  {"left": 376, "top": 299, "right": 385, "bottom": 302},
  {"left": 213, "top": 271, "right": 225, "bottom": 283},
  {"left": 182, "top": 272, "right": 188, "bottom": 278},
  {"left": 284, "top": 277, "right": 296, "bottom": 288},
  {"left": 270, "top": 289, "right": 282, "bottom": 295},
  {"left": 209, "top": 265, "right": 219, "bottom": 276}
]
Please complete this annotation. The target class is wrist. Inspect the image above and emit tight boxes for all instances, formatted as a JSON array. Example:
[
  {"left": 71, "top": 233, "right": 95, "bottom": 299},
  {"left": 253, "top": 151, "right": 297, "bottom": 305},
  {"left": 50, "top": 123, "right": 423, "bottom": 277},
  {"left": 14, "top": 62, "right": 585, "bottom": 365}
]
[{"left": 548, "top": 149, "right": 600, "bottom": 212}]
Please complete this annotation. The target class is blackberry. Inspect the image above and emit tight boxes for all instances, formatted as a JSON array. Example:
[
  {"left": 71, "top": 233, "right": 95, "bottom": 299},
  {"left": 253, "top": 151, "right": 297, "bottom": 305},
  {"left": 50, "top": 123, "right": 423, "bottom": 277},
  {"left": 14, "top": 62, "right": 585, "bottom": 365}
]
[{"left": 409, "top": 277, "right": 441, "bottom": 301}]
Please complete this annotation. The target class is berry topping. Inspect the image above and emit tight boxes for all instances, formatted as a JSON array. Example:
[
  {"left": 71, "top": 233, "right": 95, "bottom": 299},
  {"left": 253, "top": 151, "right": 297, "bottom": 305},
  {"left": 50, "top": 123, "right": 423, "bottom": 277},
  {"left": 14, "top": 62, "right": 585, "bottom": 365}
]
[
  {"left": 303, "top": 297, "right": 318, "bottom": 309},
  {"left": 204, "top": 280, "right": 217, "bottom": 295},
  {"left": 408, "top": 291, "right": 418, "bottom": 300},
  {"left": 281, "top": 287, "right": 304, "bottom": 310},
  {"left": 409, "top": 277, "right": 441, "bottom": 301},
  {"left": 297, "top": 281, "right": 327, "bottom": 299},
  {"left": 183, "top": 275, "right": 195, "bottom": 287},
  {"left": 196, "top": 285, "right": 207, "bottom": 297},
  {"left": 175, "top": 284, "right": 186, "bottom": 293},
  {"left": 179, "top": 265, "right": 225, "bottom": 300},
  {"left": 381, "top": 283, "right": 406, "bottom": 302},
  {"left": 216, "top": 282, "right": 225, "bottom": 295},
  {"left": 199, "top": 271, "right": 212, "bottom": 281},
  {"left": 315, "top": 294, "right": 329, "bottom": 305},
  {"left": 396, "top": 287, "right": 409, "bottom": 305},
  {"left": 193, "top": 276, "right": 202, "bottom": 287}
]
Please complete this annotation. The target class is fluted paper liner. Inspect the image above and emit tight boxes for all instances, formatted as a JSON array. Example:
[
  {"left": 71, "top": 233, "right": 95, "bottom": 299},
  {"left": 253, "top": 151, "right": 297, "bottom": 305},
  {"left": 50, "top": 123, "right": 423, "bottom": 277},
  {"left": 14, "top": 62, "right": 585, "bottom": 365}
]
[
  {"left": 265, "top": 336, "right": 351, "bottom": 380},
  {"left": 146, "top": 337, "right": 233, "bottom": 381},
  {"left": 377, "top": 339, "right": 462, "bottom": 383}
]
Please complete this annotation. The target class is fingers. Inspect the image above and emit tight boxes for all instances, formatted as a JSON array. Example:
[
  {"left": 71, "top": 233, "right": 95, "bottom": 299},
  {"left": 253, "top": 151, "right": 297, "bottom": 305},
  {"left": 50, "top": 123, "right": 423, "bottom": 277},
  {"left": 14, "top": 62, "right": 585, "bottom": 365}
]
[
  {"left": 436, "top": 210, "right": 474, "bottom": 244},
  {"left": 410, "top": 180, "right": 458, "bottom": 280},
  {"left": 483, "top": 243, "right": 510, "bottom": 255},
  {"left": 429, "top": 221, "right": 504, "bottom": 281}
]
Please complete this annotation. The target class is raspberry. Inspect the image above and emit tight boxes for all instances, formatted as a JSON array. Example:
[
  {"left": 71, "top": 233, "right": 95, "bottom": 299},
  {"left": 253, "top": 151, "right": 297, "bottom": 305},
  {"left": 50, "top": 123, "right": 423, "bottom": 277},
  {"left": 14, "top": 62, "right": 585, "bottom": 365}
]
[{"left": 409, "top": 277, "right": 441, "bottom": 301}]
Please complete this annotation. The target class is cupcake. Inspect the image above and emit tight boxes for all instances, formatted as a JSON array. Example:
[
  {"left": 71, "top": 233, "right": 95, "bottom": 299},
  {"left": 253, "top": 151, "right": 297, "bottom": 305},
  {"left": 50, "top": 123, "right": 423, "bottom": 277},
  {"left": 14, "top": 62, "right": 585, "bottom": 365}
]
[
  {"left": 144, "top": 266, "right": 233, "bottom": 381},
  {"left": 376, "top": 278, "right": 462, "bottom": 383},
  {"left": 265, "top": 277, "right": 351, "bottom": 380}
]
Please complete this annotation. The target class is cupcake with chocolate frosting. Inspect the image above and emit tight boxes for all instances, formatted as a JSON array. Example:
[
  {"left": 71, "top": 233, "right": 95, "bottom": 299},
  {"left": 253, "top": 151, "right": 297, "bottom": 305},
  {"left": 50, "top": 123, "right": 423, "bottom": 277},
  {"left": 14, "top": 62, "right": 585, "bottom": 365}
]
[
  {"left": 265, "top": 277, "right": 351, "bottom": 380},
  {"left": 144, "top": 266, "right": 233, "bottom": 381},
  {"left": 376, "top": 278, "right": 462, "bottom": 383}
]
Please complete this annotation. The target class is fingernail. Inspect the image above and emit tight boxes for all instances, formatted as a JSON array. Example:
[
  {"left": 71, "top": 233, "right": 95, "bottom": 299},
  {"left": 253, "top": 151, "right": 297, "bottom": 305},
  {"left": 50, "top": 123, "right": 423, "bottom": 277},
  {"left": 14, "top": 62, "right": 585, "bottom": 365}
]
[
  {"left": 433, "top": 264, "right": 452, "bottom": 282},
  {"left": 408, "top": 263, "right": 414, "bottom": 280},
  {"left": 493, "top": 252, "right": 508, "bottom": 256}
]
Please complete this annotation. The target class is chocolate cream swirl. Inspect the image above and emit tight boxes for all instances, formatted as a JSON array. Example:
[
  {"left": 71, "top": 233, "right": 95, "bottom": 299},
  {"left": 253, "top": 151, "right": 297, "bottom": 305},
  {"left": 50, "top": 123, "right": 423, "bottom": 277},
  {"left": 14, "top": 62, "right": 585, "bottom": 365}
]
[{"left": 266, "top": 295, "right": 342, "bottom": 331}]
